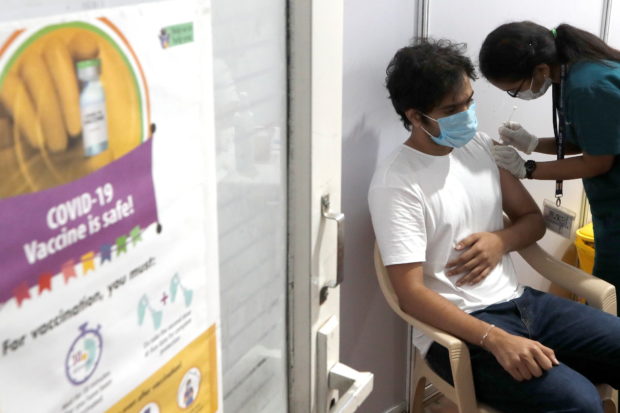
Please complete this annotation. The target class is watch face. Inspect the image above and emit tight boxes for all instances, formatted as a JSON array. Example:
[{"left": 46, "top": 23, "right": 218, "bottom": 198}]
[{"left": 525, "top": 160, "right": 536, "bottom": 178}]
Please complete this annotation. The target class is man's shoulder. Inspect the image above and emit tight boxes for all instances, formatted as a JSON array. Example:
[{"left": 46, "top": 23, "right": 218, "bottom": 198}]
[
  {"left": 370, "top": 144, "right": 417, "bottom": 188},
  {"left": 459, "top": 131, "right": 495, "bottom": 160},
  {"left": 471, "top": 131, "right": 494, "bottom": 150}
]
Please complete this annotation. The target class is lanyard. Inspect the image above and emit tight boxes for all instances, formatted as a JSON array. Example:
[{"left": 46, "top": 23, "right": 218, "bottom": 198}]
[{"left": 551, "top": 64, "right": 567, "bottom": 207}]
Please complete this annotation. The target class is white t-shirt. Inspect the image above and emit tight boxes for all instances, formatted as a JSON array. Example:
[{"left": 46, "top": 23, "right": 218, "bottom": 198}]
[{"left": 368, "top": 132, "right": 523, "bottom": 355}]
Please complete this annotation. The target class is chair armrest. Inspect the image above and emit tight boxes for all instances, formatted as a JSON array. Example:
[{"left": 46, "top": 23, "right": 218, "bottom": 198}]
[
  {"left": 373, "top": 244, "right": 468, "bottom": 350},
  {"left": 396, "top": 304, "right": 478, "bottom": 405},
  {"left": 517, "top": 243, "right": 617, "bottom": 315},
  {"left": 373, "top": 242, "right": 480, "bottom": 411}
]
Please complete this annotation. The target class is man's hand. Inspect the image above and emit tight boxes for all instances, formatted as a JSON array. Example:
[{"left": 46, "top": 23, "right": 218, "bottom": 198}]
[
  {"left": 446, "top": 232, "right": 505, "bottom": 286},
  {"left": 484, "top": 326, "right": 559, "bottom": 381}
]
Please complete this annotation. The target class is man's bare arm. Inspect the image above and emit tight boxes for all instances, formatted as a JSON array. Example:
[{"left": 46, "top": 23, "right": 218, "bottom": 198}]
[{"left": 495, "top": 167, "right": 546, "bottom": 251}]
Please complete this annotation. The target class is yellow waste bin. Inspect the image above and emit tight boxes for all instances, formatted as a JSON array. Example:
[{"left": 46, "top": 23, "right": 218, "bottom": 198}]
[{"left": 575, "top": 222, "right": 595, "bottom": 274}]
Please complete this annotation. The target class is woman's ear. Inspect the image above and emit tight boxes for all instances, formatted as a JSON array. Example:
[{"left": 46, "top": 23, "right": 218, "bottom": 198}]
[{"left": 534, "top": 63, "right": 551, "bottom": 78}]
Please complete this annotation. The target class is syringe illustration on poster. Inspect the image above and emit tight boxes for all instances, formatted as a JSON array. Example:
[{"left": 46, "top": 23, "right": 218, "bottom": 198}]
[{"left": 0, "top": 2, "right": 221, "bottom": 413}]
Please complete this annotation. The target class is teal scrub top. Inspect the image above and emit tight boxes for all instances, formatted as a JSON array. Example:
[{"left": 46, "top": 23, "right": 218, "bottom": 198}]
[{"left": 564, "top": 60, "right": 620, "bottom": 215}]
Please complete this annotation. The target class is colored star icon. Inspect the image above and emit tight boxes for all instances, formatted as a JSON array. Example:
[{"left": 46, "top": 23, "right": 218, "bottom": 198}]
[
  {"left": 38, "top": 273, "right": 53, "bottom": 294},
  {"left": 13, "top": 282, "right": 31, "bottom": 307}
]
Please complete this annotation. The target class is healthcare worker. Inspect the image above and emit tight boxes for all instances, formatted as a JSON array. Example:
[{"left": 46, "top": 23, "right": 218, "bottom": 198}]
[{"left": 479, "top": 21, "right": 620, "bottom": 295}]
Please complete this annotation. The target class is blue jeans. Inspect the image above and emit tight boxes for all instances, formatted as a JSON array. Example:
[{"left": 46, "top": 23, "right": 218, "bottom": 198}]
[{"left": 425, "top": 287, "right": 620, "bottom": 413}]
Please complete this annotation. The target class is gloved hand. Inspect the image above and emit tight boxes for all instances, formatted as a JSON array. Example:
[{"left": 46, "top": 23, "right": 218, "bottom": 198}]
[
  {"left": 493, "top": 145, "right": 526, "bottom": 179},
  {"left": 498, "top": 121, "right": 539, "bottom": 154}
]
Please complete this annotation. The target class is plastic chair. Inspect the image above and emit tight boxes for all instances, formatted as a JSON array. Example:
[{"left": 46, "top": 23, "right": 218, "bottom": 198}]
[{"left": 374, "top": 241, "right": 618, "bottom": 413}]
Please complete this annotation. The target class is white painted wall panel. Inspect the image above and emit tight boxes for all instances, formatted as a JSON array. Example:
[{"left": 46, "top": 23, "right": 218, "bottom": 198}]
[
  {"left": 341, "top": 1, "right": 415, "bottom": 412},
  {"left": 607, "top": 0, "right": 620, "bottom": 49},
  {"left": 427, "top": 0, "right": 603, "bottom": 290}
]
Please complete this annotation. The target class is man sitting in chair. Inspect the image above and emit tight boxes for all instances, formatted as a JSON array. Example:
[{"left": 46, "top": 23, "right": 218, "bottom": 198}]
[{"left": 369, "top": 39, "right": 620, "bottom": 413}]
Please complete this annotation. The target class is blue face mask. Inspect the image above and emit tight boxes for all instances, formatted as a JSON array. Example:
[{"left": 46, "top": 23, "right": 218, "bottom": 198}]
[{"left": 421, "top": 102, "right": 478, "bottom": 148}]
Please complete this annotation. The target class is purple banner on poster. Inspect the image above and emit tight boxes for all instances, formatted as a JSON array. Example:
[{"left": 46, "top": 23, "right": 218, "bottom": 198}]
[{"left": 0, "top": 139, "right": 158, "bottom": 305}]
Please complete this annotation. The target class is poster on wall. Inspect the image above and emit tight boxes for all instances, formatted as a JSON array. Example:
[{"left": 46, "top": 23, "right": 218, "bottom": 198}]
[{"left": 0, "top": 1, "right": 222, "bottom": 412}]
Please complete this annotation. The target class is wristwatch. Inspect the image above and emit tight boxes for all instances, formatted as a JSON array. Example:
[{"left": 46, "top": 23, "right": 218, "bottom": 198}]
[{"left": 524, "top": 160, "right": 537, "bottom": 179}]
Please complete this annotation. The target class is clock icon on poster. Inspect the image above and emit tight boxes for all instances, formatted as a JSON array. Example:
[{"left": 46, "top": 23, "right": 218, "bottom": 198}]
[{"left": 65, "top": 322, "right": 103, "bottom": 385}]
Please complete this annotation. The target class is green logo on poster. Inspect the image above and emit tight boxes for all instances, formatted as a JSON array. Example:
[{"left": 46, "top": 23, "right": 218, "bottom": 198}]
[{"left": 159, "top": 23, "right": 194, "bottom": 49}]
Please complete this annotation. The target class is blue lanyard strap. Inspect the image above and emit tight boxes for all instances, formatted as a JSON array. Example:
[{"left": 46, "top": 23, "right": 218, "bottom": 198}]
[{"left": 551, "top": 64, "right": 567, "bottom": 206}]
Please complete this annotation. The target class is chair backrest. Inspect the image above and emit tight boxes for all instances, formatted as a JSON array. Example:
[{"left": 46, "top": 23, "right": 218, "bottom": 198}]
[{"left": 373, "top": 243, "right": 408, "bottom": 321}]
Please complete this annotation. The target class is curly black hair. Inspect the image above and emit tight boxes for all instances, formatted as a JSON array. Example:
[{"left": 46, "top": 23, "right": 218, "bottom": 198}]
[{"left": 385, "top": 38, "right": 477, "bottom": 131}]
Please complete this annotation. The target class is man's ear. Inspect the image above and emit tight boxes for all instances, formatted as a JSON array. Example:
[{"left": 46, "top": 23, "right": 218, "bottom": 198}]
[{"left": 405, "top": 108, "right": 423, "bottom": 128}]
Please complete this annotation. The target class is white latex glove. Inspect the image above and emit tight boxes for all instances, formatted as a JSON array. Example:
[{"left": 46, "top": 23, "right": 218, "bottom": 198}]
[
  {"left": 493, "top": 145, "right": 526, "bottom": 179},
  {"left": 498, "top": 121, "right": 539, "bottom": 154}
]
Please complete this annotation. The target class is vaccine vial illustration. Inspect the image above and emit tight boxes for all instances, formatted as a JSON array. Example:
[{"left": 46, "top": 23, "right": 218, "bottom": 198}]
[{"left": 77, "top": 58, "right": 109, "bottom": 156}]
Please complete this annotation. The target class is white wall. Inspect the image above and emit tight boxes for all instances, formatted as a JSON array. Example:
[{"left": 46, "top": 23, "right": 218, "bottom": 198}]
[
  {"left": 607, "top": 0, "right": 620, "bottom": 49},
  {"left": 340, "top": 1, "right": 415, "bottom": 412}
]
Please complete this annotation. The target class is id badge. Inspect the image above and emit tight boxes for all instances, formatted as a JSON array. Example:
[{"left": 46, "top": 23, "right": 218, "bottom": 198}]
[{"left": 542, "top": 199, "right": 576, "bottom": 238}]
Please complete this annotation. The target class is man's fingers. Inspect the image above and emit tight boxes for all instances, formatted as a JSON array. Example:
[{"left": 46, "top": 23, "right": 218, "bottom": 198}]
[
  {"left": 446, "top": 250, "right": 474, "bottom": 269},
  {"left": 503, "top": 363, "right": 522, "bottom": 382},
  {"left": 523, "top": 354, "right": 544, "bottom": 378},
  {"left": 512, "top": 364, "right": 528, "bottom": 382},
  {"left": 540, "top": 345, "right": 560, "bottom": 366},
  {"left": 456, "top": 264, "right": 484, "bottom": 286},
  {"left": 455, "top": 234, "right": 479, "bottom": 251},
  {"left": 466, "top": 267, "right": 490, "bottom": 285},
  {"left": 449, "top": 256, "right": 480, "bottom": 278},
  {"left": 533, "top": 348, "right": 554, "bottom": 371},
  {"left": 508, "top": 370, "right": 522, "bottom": 382}
]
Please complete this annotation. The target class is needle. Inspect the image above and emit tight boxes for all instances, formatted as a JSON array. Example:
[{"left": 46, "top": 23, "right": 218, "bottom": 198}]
[{"left": 507, "top": 105, "right": 518, "bottom": 123}]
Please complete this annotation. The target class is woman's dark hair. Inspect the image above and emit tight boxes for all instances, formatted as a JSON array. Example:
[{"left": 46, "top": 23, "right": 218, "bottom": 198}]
[
  {"left": 479, "top": 21, "right": 620, "bottom": 82},
  {"left": 386, "top": 38, "right": 476, "bottom": 131}
]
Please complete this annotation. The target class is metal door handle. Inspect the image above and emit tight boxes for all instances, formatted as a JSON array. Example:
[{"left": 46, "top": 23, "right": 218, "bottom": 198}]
[{"left": 321, "top": 194, "right": 345, "bottom": 290}]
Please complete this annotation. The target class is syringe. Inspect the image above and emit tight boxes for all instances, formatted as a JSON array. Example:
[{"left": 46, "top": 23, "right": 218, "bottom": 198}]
[{"left": 507, "top": 105, "right": 518, "bottom": 123}]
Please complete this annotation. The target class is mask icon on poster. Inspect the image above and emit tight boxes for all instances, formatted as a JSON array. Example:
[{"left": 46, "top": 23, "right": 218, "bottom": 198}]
[
  {"left": 137, "top": 294, "right": 163, "bottom": 330},
  {"left": 170, "top": 273, "right": 193, "bottom": 307},
  {"left": 137, "top": 274, "right": 192, "bottom": 330}
]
